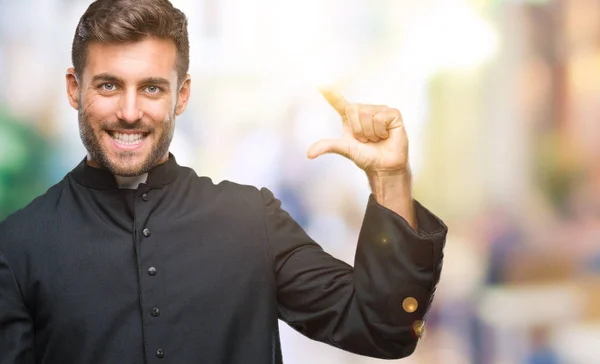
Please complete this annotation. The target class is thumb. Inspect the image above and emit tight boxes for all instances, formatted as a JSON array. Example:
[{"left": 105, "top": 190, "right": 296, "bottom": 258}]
[{"left": 307, "top": 138, "right": 350, "bottom": 159}]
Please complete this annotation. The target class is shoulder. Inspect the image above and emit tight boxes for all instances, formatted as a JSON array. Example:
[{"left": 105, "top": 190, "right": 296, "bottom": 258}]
[
  {"left": 177, "top": 166, "right": 275, "bottom": 211},
  {"left": 0, "top": 177, "right": 68, "bottom": 252}
]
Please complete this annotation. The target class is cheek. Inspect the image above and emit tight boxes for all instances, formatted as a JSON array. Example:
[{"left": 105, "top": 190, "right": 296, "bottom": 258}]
[
  {"left": 142, "top": 99, "right": 174, "bottom": 125},
  {"left": 83, "top": 96, "right": 118, "bottom": 123}
]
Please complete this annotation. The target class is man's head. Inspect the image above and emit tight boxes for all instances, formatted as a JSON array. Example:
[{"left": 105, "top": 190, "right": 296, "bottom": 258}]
[{"left": 66, "top": 0, "right": 191, "bottom": 176}]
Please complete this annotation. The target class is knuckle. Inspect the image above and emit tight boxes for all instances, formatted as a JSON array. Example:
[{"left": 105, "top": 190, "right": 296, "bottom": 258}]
[
  {"left": 373, "top": 113, "right": 386, "bottom": 123},
  {"left": 359, "top": 108, "right": 372, "bottom": 119},
  {"left": 363, "top": 128, "right": 375, "bottom": 138},
  {"left": 374, "top": 126, "right": 387, "bottom": 136},
  {"left": 366, "top": 133, "right": 378, "bottom": 142}
]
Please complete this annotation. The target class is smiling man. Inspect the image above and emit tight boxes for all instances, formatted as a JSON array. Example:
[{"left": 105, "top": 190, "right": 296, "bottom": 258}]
[
  {"left": 0, "top": 0, "right": 447, "bottom": 363},
  {"left": 69, "top": 15, "right": 190, "bottom": 181}
]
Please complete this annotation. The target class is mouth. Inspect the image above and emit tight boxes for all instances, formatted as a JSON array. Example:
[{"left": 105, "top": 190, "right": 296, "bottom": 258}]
[{"left": 106, "top": 130, "right": 150, "bottom": 149}]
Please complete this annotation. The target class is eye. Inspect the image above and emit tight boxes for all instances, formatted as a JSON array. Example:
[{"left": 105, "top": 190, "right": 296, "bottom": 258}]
[
  {"left": 146, "top": 85, "right": 161, "bottom": 94},
  {"left": 101, "top": 83, "right": 116, "bottom": 91}
]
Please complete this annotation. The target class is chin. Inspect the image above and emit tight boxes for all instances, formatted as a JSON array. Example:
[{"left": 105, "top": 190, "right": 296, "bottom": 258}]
[
  {"left": 115, "top": 162, "right": 150, "bottom": 177},
  {"left": 112, "top": 167, "right": 147, "bottom": 177},
  {"left": 104, "top": 152, "right": 151, "bottom": 177}
]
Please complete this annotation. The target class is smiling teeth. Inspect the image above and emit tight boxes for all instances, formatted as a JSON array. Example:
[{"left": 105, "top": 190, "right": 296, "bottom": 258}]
[{"left": 112, "top": 132, "right": 144, "bottom": 145}]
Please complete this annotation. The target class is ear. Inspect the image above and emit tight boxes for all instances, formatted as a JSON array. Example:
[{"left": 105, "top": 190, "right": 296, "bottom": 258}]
[
  {"left": 175, "top": 75, "right": 191, "bottom": 116},
  {"left": 66, "top": 68, "right": 80, "bottom": 110}
]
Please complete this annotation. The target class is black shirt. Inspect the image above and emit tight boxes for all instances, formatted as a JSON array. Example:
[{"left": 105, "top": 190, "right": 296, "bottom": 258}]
[{"left": 0, "top": 154, "right": 447, "bottom": 364}]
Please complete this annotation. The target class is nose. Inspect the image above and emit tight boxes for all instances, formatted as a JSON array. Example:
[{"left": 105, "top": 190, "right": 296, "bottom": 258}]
[{"left": 116, "top": 89, "right": 143, "bottom": 124}]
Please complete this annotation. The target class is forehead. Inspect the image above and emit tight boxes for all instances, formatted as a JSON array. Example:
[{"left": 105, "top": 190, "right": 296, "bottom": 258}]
[{"left": 84, "top": 38, "right": 178, "bottom": 82}]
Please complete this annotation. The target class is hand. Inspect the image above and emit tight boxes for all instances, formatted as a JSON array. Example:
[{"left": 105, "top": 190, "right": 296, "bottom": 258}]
[{"left": 307, "top": 89, "right": 409, "bottom": 174}]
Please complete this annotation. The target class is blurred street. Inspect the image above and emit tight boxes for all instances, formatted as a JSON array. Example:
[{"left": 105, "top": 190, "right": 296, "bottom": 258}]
[{"left": 1, "top": 0, "right": 600, "bottom": 363}]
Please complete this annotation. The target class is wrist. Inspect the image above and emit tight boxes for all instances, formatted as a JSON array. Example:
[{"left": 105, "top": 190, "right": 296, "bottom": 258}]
[
  {"left": 366, "top": 167, "right": 412, "bottom": 195},
  {"left": 367, "top": 167, "right": 417, "bottom": 230}
]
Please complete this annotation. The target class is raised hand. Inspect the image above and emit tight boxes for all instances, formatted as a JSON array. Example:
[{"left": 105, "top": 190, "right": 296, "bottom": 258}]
[{"left": 307, "top": 89, "right": 409, "bottom": 174}]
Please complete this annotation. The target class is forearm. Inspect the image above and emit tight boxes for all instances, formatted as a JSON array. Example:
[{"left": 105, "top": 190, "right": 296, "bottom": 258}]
[
  {"left": 264, "top": 182, "right": 447, "bottom": 358},
  {"left": 367, "top": 167, "right": 417, "bottom": 231}
]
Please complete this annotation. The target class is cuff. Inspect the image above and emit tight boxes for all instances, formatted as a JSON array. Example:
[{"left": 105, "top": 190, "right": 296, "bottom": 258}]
[{"left": 356, "top": 195, "right": 448, "bottom": 326}]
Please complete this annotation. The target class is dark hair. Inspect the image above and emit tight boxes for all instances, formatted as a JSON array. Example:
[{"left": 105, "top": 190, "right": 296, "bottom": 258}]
[{"left": 71, "top": 0, "right": 189, "bottom": 84}]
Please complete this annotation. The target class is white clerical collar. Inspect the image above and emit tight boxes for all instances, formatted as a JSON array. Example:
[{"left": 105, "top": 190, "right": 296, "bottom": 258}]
[{"left": 114, "top": 173, "right": 148, "bottom": 189}]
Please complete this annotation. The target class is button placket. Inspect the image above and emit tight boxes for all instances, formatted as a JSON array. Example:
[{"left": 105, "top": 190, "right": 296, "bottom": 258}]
[{"left": 135, "top": 189, "right": 165, "bottom": 361}]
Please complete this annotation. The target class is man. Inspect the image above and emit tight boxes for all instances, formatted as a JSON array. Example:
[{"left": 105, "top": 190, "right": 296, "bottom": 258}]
[{"left": 0, "top": 0, "right": 447, "bottom": 363}]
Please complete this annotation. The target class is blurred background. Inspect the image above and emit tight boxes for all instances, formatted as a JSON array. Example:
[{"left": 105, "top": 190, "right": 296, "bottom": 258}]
[{"left": 1, "top": 0, "right": 600, "bottom": 363}]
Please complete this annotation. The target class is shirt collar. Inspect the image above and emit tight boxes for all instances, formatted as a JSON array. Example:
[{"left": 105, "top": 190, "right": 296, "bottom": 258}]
[
  {"left": 115, "top": 173, "right": 148, "bottom": 189},
  {"left": 71, "top": 153, "right": 180, "bottom": 190}
]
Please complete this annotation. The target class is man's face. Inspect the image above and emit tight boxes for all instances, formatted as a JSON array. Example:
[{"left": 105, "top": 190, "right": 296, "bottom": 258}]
[{"left": 66, "top": 38, "right": 190, "bottom": 176}]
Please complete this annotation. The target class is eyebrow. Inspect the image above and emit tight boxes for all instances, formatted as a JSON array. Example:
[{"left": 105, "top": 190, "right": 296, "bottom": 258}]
[
  {"left": 91, "top": 73, "right": 124, "bottom": 84},
  {"left": 140, "top": 77, "right": 171, "bottom": 87},
  {"left": 91, "top": 73, "right": 172, "bottom": 88}
]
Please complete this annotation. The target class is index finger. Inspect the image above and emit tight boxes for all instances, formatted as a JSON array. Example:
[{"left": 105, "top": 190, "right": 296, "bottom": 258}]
[{"left": 319, "top": 88, "right": 349, "bottom": 116}]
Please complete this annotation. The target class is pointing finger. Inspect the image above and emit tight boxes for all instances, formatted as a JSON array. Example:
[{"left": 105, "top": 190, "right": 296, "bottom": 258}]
[{"left": 319, "top": 88, "right": 349, "bottom": 116}]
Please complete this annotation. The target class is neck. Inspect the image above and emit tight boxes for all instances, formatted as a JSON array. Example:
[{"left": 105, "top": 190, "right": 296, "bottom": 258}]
[{"left": 85, "top": 152, "right": 169, "bottom": 189}]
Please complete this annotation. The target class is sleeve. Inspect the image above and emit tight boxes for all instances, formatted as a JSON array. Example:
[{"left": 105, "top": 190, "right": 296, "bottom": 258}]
[
  {"left": 262, "top": 188, "right": 447, "bottom": 359},
  {"left": 0, "top": 250, "right": 35, "bottom": 363}
]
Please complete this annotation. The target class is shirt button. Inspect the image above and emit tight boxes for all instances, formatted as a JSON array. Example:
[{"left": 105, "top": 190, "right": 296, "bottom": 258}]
[
  {"left": 143, "top": 228, "right": 151, "bottom": 237},
  {"left": 402, "top": 297, "right": 419, "bottom": 313},
  {"left": 151, "top": 308, "right": 160, "bottom": 317},
  {"left": 148, "top": 267, "right": 157, "bottom": 276},
  {"left": 142, "top": 193, "right": 149, "bottom": 201},
  {"left": 412, "top": 320, "right": 426, "bottom": 339},
  {"left": 156, "top": 349, "right": 164, "bottom": 358}
]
